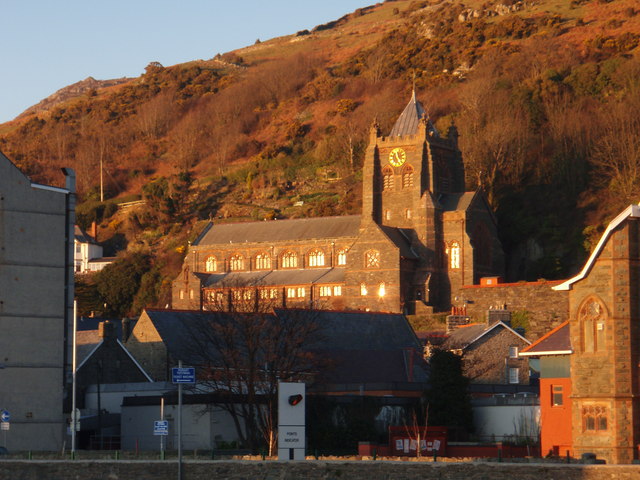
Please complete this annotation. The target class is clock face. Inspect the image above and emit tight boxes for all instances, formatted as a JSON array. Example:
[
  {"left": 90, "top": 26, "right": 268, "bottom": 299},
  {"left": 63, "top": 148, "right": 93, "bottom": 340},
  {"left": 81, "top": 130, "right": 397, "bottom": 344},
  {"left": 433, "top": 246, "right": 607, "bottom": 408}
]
[{"left": 389, "top": 147, "right": 406, "bottom": 167}]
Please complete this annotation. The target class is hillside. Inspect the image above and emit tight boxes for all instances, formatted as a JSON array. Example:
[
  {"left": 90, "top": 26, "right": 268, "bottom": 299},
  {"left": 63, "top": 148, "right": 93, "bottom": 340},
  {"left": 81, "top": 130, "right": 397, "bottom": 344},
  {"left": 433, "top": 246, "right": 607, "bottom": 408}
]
[{"left": 2, "top": 0, "right": 640, "bottom": 316}]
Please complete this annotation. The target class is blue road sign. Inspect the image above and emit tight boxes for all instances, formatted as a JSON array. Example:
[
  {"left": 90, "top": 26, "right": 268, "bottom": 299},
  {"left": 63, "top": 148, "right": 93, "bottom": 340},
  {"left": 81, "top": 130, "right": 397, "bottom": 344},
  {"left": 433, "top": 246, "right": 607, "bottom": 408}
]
[
  {"left": 172, "top": 367, "right": 196, "bottom": 384},
  {"left": 0, "top": 410, "right": 9, "bottom": 423},
  {"left": 154, "top": 420, "right": 169, "bottom": 436}
]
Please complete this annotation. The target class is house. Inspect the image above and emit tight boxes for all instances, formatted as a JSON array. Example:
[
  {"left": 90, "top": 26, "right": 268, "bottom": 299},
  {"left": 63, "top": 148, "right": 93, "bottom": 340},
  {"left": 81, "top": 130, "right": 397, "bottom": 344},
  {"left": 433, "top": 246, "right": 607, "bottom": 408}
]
[
  {"left": 519, "top": 320, "right": 572, "bottom": 457},
  {"left": 0, "top": 151, "right": 75, "bottom": 450},
  {"left": 441, "top": 315, "right": 531, "bottom": 386},
  {"left": 172, "top": 90, "right": 504, "bottom": 314},
  {"left": 74, "top": 224, "right": 114, "bottom": 274},
  {"left": 73, "top": 320, "right": 152, "bottom": 449},
  {"left": 549, "top": 204, "right": 640, "bottom": 464}
]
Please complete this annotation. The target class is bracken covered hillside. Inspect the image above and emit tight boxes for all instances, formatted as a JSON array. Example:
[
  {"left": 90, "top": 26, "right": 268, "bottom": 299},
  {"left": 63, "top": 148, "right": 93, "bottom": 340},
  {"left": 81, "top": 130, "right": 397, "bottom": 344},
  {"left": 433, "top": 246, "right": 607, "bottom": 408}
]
[{"left": 2, "top": 0, "right": 640, "bottom": 316}]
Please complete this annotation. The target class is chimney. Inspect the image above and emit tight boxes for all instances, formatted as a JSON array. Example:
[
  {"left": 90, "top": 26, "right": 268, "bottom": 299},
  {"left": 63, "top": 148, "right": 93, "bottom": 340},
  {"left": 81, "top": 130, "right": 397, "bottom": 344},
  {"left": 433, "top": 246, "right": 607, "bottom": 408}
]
[
  {"left": 98, "top": 320, "right": 115, "bottom": 339},
  {"left": 446, "top": 314, "right": 470, "bottom": 334},
  {"left": 487, "top": 307, "right": 511, "bottom": 327},
  {"left": 91, "top": 221, "right": 98, "bottom": 242}
]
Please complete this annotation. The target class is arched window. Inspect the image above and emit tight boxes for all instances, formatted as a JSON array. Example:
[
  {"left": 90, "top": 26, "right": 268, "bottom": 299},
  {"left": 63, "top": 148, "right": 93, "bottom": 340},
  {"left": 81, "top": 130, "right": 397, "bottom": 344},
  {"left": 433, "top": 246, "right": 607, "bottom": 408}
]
[
  {"left": 449, "top": 242, "right": 461, "bottom": 269},
  {"left": 230, "top": 254, "right": 244, "bottom": 271},
  {"left": 579, "top": 298, "right": 606, "bottom": 353},
  {"left": 382, "top": 166, "right": 394, "bottom": 191},
  {"left": 365, "top": 250, "right": 380, "bottom": 269},
  {"left": 583, "top": 405, "right": 608, "bottom": 432},
  {"left": 378, "top": 282, "right": 386, "bottom": 297},
  {"left": 281, "top": 251, "right": 298, "bottom": 269},
  {"left": 402, "top": 164, "right": 414, "bottom": 188},
  {"left": 255, "top": 252, "right": 271, "bottom": 270},
  {"left": 308, "top": 249, "right": 325, "bottom": 267},
  {"left": 205, "top": 256, "right": 217, "bottom": 272},
  {"left": 337, "top": 249, "right": 347, "bottom": 266}
]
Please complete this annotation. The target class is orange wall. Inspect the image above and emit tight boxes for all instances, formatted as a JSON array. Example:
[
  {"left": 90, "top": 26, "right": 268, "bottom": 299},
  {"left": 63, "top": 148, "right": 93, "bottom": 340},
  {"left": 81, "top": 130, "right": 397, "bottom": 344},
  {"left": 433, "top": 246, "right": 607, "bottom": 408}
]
[{"left": 540, "top": 377, "right": 572, "bottom": 457}]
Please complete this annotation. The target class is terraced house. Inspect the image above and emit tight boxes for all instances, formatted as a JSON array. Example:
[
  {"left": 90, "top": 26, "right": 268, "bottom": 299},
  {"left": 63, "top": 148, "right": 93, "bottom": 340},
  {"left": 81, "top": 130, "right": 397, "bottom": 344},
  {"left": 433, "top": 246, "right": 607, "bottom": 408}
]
[{"left": 172, "top": 91, "right": 504, "bottom": 313}]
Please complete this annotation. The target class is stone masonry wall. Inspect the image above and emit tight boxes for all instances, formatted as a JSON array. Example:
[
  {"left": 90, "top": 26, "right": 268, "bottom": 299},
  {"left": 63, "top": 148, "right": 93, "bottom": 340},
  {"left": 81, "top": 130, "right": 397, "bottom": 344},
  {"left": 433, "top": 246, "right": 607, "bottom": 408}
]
[
  {"left": 0, "top": 460, "right": 639, "bottom": 480},
  {"left": 456, "top": 280, "right": 569, "bottom": 341}
]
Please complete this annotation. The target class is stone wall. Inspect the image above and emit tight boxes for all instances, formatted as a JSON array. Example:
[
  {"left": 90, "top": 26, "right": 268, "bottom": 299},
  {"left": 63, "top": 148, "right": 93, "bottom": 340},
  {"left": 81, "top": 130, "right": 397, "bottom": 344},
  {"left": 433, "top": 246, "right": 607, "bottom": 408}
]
[
  {"left": 455, "top": 280, "right": 569, "bottom": 341},
  {"left": 0, "top": 460, "right": 638, "bottom": 480}
]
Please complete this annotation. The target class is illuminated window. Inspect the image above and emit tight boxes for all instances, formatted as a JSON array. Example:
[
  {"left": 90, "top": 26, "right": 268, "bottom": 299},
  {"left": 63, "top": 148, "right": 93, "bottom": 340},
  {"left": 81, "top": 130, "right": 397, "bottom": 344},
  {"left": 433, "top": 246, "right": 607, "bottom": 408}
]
[
  {"left": 365, "top": 250, "right": 380, "bottom": 268},
  {"left": 449, "top": 242, "right": 460, "bottom": 269},
  {"left": 405, "top": 209, "right": 412, "bottom": 219},
  {"left": 333, "top": 286, "right": 342, "bottom": 296},
  {"left": 260, "top": 288, "right": 278, "bottom": 299},
  {"left": 230, "top": 254, "right": 244, "bottom": 271},
  {"left": 580, "top": 299, "right": 606, "bottom": 353},
  {"left": 205, "top": 256, "right": 217, "bottom": 272},
  {"left": 179, "top": 290, "right": 184, "bottom": 300},
  {"left": 287, "top": 287, "right": 296, "bottom": 298},
  {"left": 360, "top": 283, "right": 368, "bottom": 296},
  {"left": 552, "top": 385, "right": 564, "bottom": 406},
  {"left": 382, "top": 166, "right": 394, "bottom": 190},
  {"left": 402, "top": 165, "right": 414, "bottom": 188},
  {"left": 286, "top": 287, "right": 305, "bottom": 298},
  {"left": 337, "top": 249, "right": 347, "bottom": 266},
  {"left": 378, "top": 282, "right": 386, "bottom": 297},
  {"left": 385, "top": 210, "right": 391, "bottom": 221},
  {"left": 232, "top": 290, "right": 242, "bottom": 301},
  {"left": 255, "top": 252, "right": 271, "bottom": 270},
  {"left": 281, "top": 251, "right": 298, "bottom": 269},
  {"left": 308, "top": 249, "right": 325, "bottom": 267},
  {"left": 319, "top": 286, "right": 332, "bottom": 297},
  {"left": 297, "top": 287, "right": 305, "bottom": 298}
]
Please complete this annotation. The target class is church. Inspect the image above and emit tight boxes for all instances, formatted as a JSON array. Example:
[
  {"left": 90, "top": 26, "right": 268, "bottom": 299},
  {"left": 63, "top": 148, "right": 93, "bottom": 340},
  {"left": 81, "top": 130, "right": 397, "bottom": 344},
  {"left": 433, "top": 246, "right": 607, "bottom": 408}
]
[{"left": 172, "top": 91, "right": 504, "bottom": 314}]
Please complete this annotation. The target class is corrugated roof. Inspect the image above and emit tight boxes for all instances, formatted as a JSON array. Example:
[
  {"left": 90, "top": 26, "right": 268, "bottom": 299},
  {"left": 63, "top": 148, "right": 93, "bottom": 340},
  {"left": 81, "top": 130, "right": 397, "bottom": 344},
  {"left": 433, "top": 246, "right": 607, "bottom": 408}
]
[
  {"left": 389, "top": 90, "right": 438, "bottom": 137},
  {"left": 520, "top": 321, "right": 571, "bottom": 356},
  {"left": 195, "top": 215, "right": 361, "bottom": 246},
  {"left": 202, "top": 268, "right": 346, "bottom": 288}
]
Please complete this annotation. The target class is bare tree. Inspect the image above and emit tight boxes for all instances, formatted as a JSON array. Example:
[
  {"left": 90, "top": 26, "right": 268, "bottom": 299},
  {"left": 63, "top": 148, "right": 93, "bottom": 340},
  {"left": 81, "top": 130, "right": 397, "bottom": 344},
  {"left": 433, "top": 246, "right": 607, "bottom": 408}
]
[{"left": 185, "top": 305, "right": 323, "bottom": 454}]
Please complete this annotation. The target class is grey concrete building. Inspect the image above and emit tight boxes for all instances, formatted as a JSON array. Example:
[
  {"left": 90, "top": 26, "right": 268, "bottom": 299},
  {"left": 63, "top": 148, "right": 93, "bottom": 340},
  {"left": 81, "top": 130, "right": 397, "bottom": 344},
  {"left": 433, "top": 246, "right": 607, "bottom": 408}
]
[{"left": 0, "top": 151, "right": 75, "bottom": 451}]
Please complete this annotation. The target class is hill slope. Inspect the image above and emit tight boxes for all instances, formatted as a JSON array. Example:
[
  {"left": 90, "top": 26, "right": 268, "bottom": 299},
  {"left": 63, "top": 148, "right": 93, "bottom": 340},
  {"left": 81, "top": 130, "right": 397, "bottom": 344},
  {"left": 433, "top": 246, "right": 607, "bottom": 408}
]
[{"left": 2, "top": 0, "right": 640, "bottom": 315}]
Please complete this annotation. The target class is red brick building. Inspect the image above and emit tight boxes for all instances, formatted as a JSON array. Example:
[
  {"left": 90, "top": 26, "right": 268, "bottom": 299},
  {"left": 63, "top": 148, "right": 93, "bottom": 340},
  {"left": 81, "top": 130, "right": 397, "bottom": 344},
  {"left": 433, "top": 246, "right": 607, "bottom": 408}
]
[{"left": 172, "top": 91, "right": 504, "bottom": 313}]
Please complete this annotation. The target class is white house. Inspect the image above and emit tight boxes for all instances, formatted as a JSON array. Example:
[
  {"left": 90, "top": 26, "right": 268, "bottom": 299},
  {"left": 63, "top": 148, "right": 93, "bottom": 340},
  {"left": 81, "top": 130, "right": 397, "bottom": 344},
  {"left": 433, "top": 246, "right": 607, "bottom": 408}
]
[{"left": 74, "top": 224, "right": 113, "bottom": 273}]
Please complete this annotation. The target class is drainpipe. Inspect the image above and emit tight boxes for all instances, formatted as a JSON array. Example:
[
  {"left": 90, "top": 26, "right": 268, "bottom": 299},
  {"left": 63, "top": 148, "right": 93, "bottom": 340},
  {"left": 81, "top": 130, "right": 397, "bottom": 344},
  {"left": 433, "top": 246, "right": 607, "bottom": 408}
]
[{"left": 61, "top": 168, "right": 76, "bottom": 393}]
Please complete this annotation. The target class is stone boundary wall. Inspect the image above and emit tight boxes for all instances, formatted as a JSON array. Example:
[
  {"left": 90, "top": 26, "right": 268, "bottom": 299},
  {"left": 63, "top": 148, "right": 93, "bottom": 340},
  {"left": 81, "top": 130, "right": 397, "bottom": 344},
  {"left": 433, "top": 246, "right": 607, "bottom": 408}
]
[
  {"left": 1, "top": 460, "right": 639, "bottom": 480},
  {"left": 457, "top": 280, "right": 569, "bottom": 341}
]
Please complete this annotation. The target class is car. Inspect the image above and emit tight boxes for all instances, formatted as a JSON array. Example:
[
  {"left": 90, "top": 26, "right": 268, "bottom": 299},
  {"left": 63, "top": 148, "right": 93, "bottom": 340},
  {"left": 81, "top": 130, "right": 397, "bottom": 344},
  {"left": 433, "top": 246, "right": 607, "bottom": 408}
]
[{"left": 0, "top": 446, "right": 8, "bottom": 455}]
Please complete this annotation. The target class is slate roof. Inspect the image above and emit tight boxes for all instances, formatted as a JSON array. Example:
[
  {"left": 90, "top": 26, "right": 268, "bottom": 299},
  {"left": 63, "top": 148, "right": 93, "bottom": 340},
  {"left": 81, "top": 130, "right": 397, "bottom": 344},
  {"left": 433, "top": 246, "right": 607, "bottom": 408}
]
[
  {"left": 389, "top": 90, "right": 439, "bottom": 138},
  {"left": 201, "top": 268, "right": 346, "bottom": 288},
  {"left": 519, "top": 321, "right": 571, "bottom": 356},
  {"left": 74, "top": 225, "right": 96, "bottom": 244},
  {"left": 194, "top": 215, "right": 361, "bottom": 246},
  {"left": 141, "top": 308, "right": 429, "bottom": 386},
  {"left": 439, "top": 192, "right": 476, "bottom": 212},
  {"left": 442, "top": 321, "right": 530, "bottom": 351}
]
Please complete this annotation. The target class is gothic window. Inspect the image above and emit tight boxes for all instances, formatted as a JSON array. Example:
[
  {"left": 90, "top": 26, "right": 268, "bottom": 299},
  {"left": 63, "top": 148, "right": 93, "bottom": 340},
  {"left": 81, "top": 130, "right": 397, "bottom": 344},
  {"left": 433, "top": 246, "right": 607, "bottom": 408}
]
[
  {"left": 449, "top": 242, "right": 461, "bottom": 269},
  {"left": 230, "top": 254, "right": 244, "bottom": 271},
  {"left": 255, "top": 252, "right": 271, "bottom": 270},
  {"left": 382, "top": 166, "right": 394, "bottom": 191},
  {"left": 365, "top": 250, "right": 381, "bottom": 268},
  {"left": 259, "top": 288, "right": 278, "bottom": 299},
  {"left": 308, "top": 249, "right": 325, "bottom": 267},
  {"left": 281, "top": 251, "right": 298, "bottom": 268},
  {"left": 378, "top": 282, "right": 386, "bottom": 297},
  {"left": 337, "top": 249, "right": 347, "bottom": 266},
  {"left": 583, "top": 405, "right": 608, "bottom": 432},
  {"left": 579, "top": 298, "right": 606, "bottom": 353},
  {"left": 402, "top": 165, "right": 414, "bottom": 188},
  {"left": 205, "top": 256, "right": 217, "bottom": 272}
]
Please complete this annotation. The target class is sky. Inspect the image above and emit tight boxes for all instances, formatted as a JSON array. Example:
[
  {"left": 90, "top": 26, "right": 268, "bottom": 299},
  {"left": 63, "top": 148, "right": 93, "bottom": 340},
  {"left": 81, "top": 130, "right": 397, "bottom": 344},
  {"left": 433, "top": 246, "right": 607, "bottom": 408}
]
[{"left": 1, "top": 0, "right": 374, "bottom": 124}]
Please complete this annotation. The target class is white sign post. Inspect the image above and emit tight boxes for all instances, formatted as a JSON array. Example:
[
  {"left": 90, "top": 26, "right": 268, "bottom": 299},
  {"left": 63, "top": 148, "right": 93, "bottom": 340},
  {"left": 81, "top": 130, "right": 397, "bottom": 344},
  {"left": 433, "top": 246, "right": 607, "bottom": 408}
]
[{"left": 278, "top": 382, "right": 305, "bottom": 461}]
